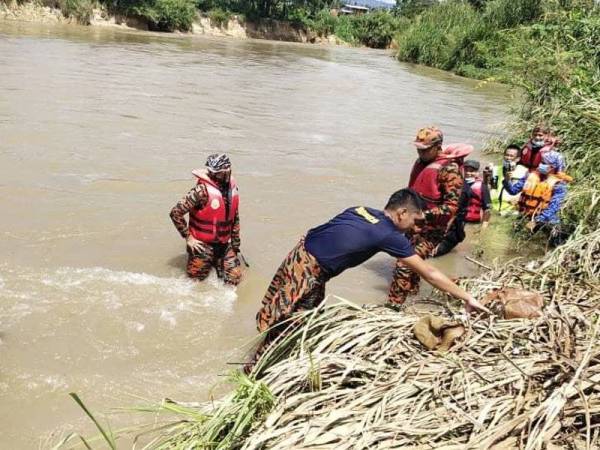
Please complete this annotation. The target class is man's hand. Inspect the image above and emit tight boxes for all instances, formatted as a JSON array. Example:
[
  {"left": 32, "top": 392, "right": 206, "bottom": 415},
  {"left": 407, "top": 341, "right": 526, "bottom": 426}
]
[
  {"left": 465, "top": 296, "right": 491, "bottom": 315},
  {"left": 525, "top": 221, "right": 537, "bottom": 232},
  {"left": 186, "top": 235, "right": 204, "bottom": 253}
]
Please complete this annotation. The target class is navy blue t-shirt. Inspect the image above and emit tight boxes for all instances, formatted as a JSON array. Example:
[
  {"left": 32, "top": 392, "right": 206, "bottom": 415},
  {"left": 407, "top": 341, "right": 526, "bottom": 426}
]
[{"left": 304, "top": 207, "right": 415, "bottom": 279}]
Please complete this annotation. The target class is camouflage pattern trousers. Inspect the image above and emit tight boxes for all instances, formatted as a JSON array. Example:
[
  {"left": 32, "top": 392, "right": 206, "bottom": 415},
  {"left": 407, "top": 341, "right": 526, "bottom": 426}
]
[
  {"left": 250, "top": 238, "right": 326, "bottom": 369},
  {"left": 186, "top": 241, "right": 242, "bottom": 286},
  {"left": 388, "top": 229, "right": 445, "bottom": 305}
]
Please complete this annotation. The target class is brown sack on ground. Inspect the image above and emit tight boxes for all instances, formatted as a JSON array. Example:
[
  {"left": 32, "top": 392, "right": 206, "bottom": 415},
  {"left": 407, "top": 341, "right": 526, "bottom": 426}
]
[
  {"left": 413, "top": 314, "right": 465, "bottom": 351},
  {"left": 482, "top": 288, "right": 544, "bottom": 320}
]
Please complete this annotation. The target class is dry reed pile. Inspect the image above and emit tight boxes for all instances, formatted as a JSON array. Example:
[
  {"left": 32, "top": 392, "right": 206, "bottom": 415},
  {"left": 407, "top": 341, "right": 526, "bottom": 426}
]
[{"left": 139, "top": 230, "right": 600, "bottom": 450}]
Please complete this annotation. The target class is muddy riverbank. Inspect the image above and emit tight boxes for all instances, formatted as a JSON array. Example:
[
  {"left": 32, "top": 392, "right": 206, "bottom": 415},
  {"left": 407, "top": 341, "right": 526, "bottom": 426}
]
[{"left": 0, "top": 1, "right": 342, "bottom": 44}]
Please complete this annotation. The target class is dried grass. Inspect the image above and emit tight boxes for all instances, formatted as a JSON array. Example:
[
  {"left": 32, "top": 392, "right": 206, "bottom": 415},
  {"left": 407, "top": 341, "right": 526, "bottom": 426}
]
[{"left": 131, "top": 230, "right": 600, "bottom": 449}]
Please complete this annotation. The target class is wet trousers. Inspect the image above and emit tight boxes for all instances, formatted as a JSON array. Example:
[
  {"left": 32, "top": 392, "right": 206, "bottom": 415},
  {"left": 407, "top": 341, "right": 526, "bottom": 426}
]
[
  {"left": 432, "top": 219, "right": 466, "bottom": 257},
  {"left": 388, "top": 229, "right": 445, "bottom": 305},
  {"left": 186, "top": 241, "right": 242, "bottom": 286},
  {"left": 250, "top": 239, "right": 326, "bottom": 369}
]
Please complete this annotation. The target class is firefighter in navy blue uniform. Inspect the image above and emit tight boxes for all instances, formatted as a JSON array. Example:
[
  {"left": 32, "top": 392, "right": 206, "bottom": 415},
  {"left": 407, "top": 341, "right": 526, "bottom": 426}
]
[{"left": 250, "top": 189, "right": 489, "bottom": 372}]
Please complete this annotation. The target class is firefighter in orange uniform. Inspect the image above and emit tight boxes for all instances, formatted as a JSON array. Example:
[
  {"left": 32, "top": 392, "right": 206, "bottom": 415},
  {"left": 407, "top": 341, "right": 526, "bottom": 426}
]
[
  {"left": 170, "top": 153, "right": 242, "bottom": 285},
  {"left": 388, "top": 126, "right": 466, "bottom": 304}
]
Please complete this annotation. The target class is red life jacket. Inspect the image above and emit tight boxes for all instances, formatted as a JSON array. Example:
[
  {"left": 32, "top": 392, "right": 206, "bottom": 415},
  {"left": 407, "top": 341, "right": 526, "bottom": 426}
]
[
  {"left": 408, "top": 143, "right": 473, "bottom": 228},
  {"left": 465, "top": 179, "right": 483, "bottom": 223},
  {"left": 521, "top": 140, "right": 555, "bottom": 171},
  {"left": 188, "top": 170, "right": 239, "bottom": 244}
]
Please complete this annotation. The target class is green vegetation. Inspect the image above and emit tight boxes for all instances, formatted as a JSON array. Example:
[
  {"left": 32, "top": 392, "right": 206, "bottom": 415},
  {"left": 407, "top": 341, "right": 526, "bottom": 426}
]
[
  {"left": 286, "top": 9, "right": 404, "bottom": 47},
  {"left": 194, "top": 1, "right": 405, "bottom": 48},
  {"left": 143, "top": 372, "right": 275, "bottom": 449},
  {"left": 396, "top": 0, "right": 600, "bottom": 236},
  {"left": 58, "top": 372, "right": 275, "bottom": 449},
  {"left": 394, "top": 0, "right": 545, "bottom": 77},
  {"left": 36, "top": 0, "right": 197, "bottom": 30},
  {"left": 207, "top": 6, "right": 231, "bottom": 27},
  {"left": 59, "top": 0, "right": 95, "bottom": 24},
  {"left": 37, "top": 0, "right": 96, "bottom": 24},
  {"left": 336, "top": 11, "right": 408, "bottom": 47},
  {"left": 114, "top": 0, "right": 196, "bottom": 31}
]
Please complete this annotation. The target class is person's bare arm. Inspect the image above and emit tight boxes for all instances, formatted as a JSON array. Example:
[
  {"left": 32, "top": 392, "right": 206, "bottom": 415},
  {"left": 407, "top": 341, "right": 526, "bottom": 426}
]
[{"left": 399, "top": 254, "right": 490, "bottom": 314}]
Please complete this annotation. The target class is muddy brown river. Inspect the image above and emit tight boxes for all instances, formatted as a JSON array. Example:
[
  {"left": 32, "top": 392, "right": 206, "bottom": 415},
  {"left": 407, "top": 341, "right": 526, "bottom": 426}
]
[{"left": 0, "top": 21, "right": 511, "bottom": 448}]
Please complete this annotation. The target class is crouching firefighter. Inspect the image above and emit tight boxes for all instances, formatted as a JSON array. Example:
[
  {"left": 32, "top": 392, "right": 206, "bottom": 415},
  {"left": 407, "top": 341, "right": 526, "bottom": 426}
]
[
  {"left": 169, "top": 153, "right": 242, "bottom": 285},
  {"left": 248, "top": 189, "right": 489, "bottom": 373},
  {"left": 433, "top": 159, "right": 492, "bottom": 257}
]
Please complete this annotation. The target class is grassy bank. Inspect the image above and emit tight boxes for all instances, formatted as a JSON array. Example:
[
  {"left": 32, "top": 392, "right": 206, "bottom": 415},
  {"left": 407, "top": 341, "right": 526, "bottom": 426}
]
[
  {"left": 63, "top": 230, "right": 600, "bottom": 448},
  {"left": 395, "top": 0, "right": 600, "bottom": 235}
]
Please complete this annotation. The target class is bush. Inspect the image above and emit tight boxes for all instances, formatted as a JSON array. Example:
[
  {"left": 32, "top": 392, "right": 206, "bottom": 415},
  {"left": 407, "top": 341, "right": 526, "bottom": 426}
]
[
  {"left": 483, "top": 0, "right": 542, "bottom": 28},
  {"left": 395, "top": 0, "right": 544, "bottom": 75},
  {"left": 395, "top": 1, "right": 481, "bottom": 69},
  {"left": 333, "top": 14, "right": 357, "bottom": 44},
  {"left": 59, "top": 0, "right": 95, "bottom": 24},
  {"left": 129, "top": 0, "right": 196, "bottom": 31},
  {"left": 207, "top": 6, "right": 230, "bottom": 27},
  {"left": 311, "top": 8, "right": 337, "bottom": 36},
  {"left": 351, "top": 11, "right": 404, "bottom": 48},
  {"left": 330, "top": 11, "right": 405, "bottom": 48}
]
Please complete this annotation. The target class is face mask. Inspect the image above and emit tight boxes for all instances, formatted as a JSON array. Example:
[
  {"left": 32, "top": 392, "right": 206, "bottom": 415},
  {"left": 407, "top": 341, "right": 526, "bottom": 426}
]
[
  {"left": 465, "top": 177, "right": 475, "bottom": 184},
  {"left": 538, "top": 163, "right": 550, "bottom": 175},
  {"left": 532, "top": 139, "right": 545, "bottom": 149}
]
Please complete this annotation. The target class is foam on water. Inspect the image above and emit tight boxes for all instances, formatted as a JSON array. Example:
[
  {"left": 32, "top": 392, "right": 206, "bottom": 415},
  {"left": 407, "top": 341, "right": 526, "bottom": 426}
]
[
  {"left": 41, "top": 266, "right": 198, "bottom": 295},
  {"left": 1, "top": 265, "right": 238, "bottom": 332}
]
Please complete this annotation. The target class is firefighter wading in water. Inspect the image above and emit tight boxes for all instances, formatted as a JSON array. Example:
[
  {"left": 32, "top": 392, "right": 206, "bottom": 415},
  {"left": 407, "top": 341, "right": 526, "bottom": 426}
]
[
  {"left": 388, "top": 127, "right": 465, "bottom": 304},
  {"left": 170, "top": 153, "right": 242, "bottom": 285}
]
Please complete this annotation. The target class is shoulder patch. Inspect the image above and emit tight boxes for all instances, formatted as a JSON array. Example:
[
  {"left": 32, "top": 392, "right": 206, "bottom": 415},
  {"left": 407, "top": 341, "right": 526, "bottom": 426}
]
[{"left": 354, "top": 207, "right": 379, "bottom": 224}]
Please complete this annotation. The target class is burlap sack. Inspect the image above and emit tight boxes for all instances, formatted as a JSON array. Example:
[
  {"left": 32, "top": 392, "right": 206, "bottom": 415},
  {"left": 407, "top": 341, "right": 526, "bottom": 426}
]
[
  {"left": 413, "top": 314, "right": 465, "bottom": 351},
  {"left": 482, "top": 288, "right": 543, "bottom": 320}
]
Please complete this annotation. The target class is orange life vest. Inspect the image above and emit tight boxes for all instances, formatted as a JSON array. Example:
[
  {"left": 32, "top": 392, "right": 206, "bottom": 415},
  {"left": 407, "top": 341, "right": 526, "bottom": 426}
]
[
  {"left": 189, "top": 171, "right": 239, "bottom": 244},
  {"left": 518, "top": 171, "right": 572, "bottom": 217}
]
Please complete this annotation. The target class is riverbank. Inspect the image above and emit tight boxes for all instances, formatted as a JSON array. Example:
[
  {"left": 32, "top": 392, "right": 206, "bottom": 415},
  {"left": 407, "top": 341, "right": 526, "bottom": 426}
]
[
  {"left": 63, "top": 228, "right": 600, "bottom": 449},
  {"left": 0, "top": 1, "right": 345, "bottom": 44}
]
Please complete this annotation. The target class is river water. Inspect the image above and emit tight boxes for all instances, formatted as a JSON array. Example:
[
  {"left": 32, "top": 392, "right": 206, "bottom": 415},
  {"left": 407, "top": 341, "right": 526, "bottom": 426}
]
[{"left": 0, "top": 21, "right": 510, "bottom": 448}]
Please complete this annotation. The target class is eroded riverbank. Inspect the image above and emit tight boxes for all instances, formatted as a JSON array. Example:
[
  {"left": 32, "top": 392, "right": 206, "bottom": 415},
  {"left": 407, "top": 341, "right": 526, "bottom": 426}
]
[{"left": 0, "top": 1, "right": 342, "bottom": 44}]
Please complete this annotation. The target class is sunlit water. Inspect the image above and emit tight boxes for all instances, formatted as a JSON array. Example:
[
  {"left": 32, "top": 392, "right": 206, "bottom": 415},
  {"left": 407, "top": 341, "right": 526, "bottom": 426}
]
[{"left": 0, "top": 21, "right": 511, "bottom": 447}]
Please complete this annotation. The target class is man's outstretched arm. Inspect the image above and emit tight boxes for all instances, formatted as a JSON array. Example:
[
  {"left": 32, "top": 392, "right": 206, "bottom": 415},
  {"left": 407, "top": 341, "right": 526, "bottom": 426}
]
[{"left": 399, "top": 254, "right": 490, "bottom": 314}]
